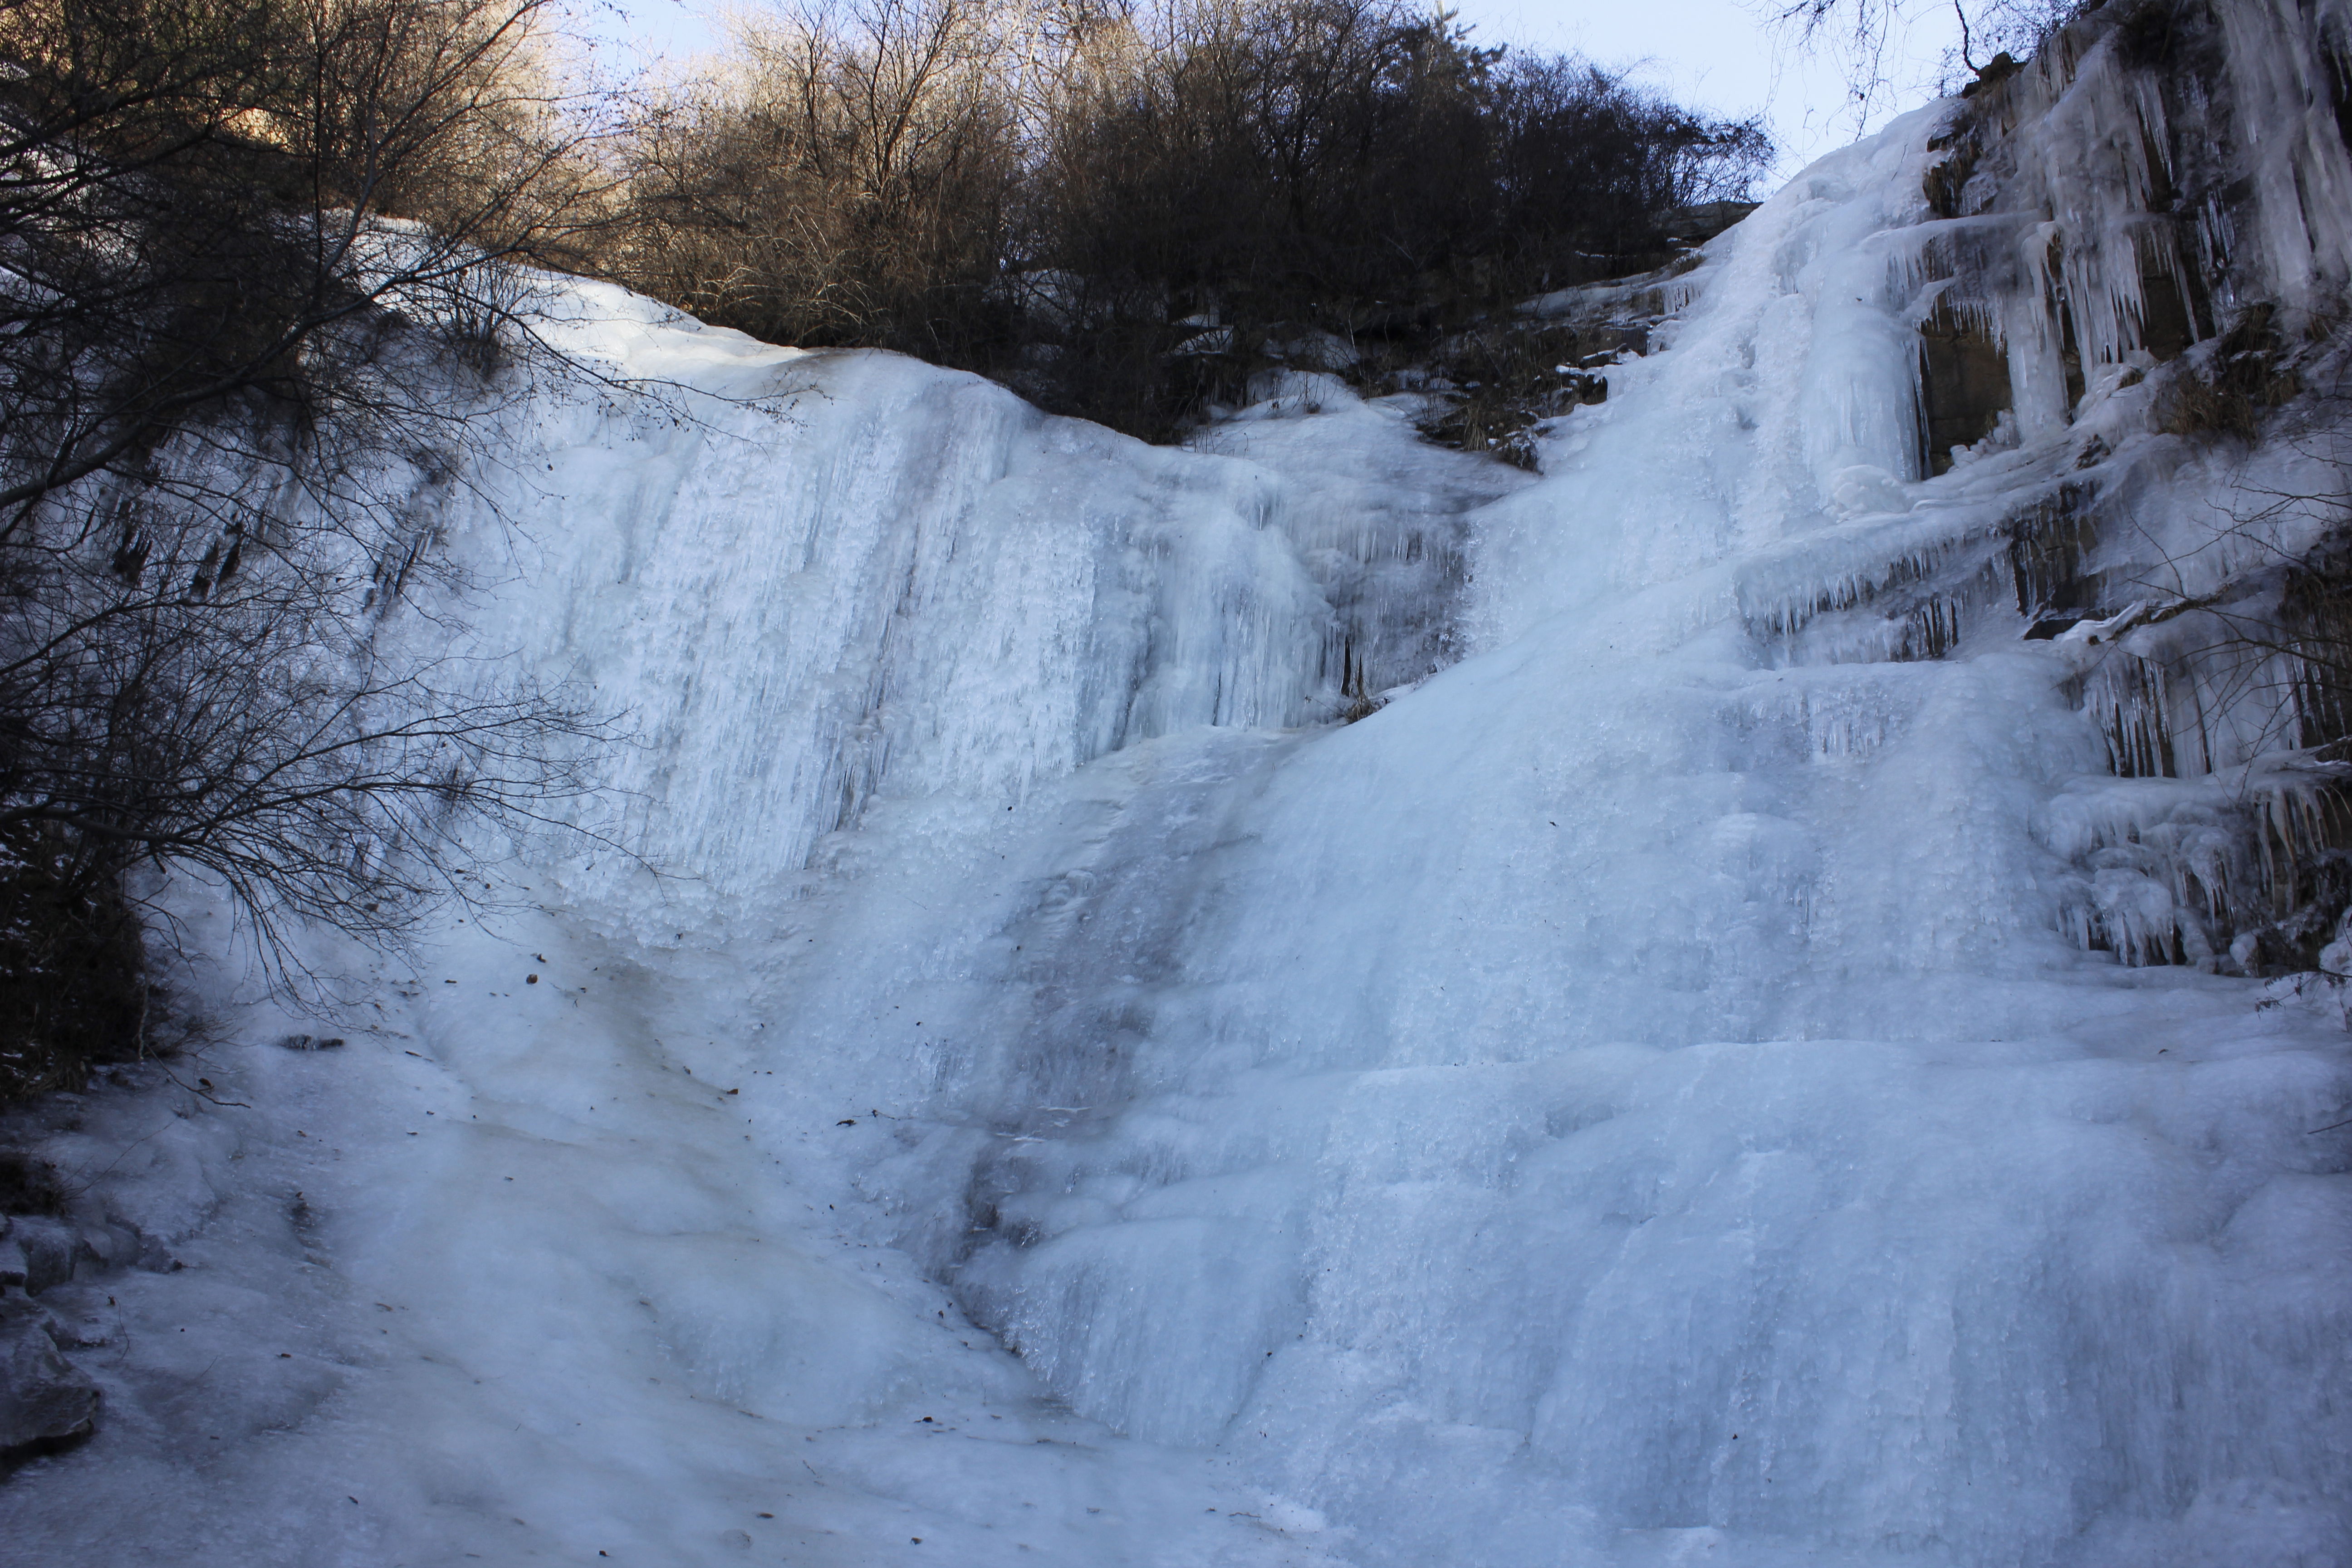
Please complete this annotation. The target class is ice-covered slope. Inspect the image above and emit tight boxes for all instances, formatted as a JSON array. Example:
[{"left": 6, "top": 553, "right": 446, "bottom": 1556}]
[
  {"left": 0, "top": 302, "right": 1524, "bottom": 1567},
  {"left": 7, "top": 3, "right": 2352, "bottom": 1563},
  {"left": 437, "top": 326, "right": 1516, "bottom": 927},
  {"left": 785, "top": 106, "right": 2352, "bottom": 1566}
]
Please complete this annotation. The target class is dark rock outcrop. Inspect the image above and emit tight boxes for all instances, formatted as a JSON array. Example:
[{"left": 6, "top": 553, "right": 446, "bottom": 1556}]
[{"left": 0, "top": 1293, "right": 100, "bottom": 1463}]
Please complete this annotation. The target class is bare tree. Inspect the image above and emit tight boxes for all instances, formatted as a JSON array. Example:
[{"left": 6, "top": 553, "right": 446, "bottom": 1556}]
[
  {"left": 588, "top": 0, "right": 1771, "bottom": 437},
  {"left": 0, "top": 0, "right": 622, "bottom": 1093},
  {"left": 1770, "top": 0, "right": 2081, "bottom": 128},
  {"left": 603, "top": 0, "right": 1019, "bottom": 359},
  {"left": 1006, "top": 0, "right": 1767, "bottom": 430}
]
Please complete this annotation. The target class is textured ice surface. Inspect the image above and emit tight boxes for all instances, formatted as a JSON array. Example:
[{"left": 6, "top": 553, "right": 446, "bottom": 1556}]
[{"left": 6, "top": 35, "right": 2352, "bottom": 1568}]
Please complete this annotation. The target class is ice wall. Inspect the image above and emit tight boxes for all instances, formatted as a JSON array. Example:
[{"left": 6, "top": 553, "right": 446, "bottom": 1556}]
[
  {"left": 742, "top": 10, "right": 2352, "bottom": 1565},
  {"left": 409, "top": 9, "right": 2352, "bottom": 1558},
  {"left": 8, "top": 4, "right": 2352, "bottom": 1565},
  {"left": 446, "top": 315, "right": 1520, "bottom": 930}
]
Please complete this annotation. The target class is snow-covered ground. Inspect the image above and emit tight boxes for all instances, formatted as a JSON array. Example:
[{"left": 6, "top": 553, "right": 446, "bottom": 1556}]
[{"left": 5, "top": 41, "right": 2352, "bottom": 1568}]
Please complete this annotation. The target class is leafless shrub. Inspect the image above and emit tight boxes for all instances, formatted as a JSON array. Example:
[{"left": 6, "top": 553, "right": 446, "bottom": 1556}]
[
  {"left": 2156, "top": 304, "right": 2306, "bottom": 443},
  {"left": 600, "top": 0, "right": 1019, "bottom": 360},
  {"left": 1003, "top": 0, "right": 1767, "bottom": 434},
  {"left": 2078, "top": 379, "right": 2352, "bottom": 972},
  {"left": 0, "top": 0, "right": 624, "bottom": 1087},
  {"left": 590, "top": 0, "right": 1769, "bottom": 439}
]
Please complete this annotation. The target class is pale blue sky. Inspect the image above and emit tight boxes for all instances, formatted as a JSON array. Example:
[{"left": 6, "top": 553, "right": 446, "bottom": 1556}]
[
  {"left": 569, "top": 0, "right": 1965, "bottom": 176},
  {"left": 1461, "top": 0, "right": 1964, "bottom": 170}
]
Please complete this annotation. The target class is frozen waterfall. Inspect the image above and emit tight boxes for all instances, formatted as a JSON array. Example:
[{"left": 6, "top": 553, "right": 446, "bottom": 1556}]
[{"left": 5, "top": 2, "right": 2352, "bottom": 1564}]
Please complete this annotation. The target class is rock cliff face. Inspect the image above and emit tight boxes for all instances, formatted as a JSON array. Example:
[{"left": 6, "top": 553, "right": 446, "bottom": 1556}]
[
  {"left": 0, "top": 1179, "right": 104, "bottom": 1465},
  {"left": 1875, "top": 0, "right": 2352, "bottom": 969}
]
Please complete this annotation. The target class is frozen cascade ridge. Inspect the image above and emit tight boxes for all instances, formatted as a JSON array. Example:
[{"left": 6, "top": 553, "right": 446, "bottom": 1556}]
[{"left": 10, "top": 0, "right": 2352, "bottom": 1563}]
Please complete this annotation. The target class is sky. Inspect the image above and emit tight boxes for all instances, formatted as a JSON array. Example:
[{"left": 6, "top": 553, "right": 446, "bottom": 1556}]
[
  {"left": 568, "top": 0, "right": 1968, "bottom": 180},
  {"left": 1457, "top": 0, "right": 1966, "bottom": 172}
]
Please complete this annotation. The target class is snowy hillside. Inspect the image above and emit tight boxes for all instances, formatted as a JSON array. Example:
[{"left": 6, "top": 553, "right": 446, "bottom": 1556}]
[{"left": 5, "top": 0, "right": 2352, "bottom": 1563}]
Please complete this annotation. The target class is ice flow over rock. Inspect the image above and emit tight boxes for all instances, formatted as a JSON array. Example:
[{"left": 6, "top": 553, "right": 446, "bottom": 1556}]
[{"left": 7, "top": 2, "right": 2352, "bottom": 1563}]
